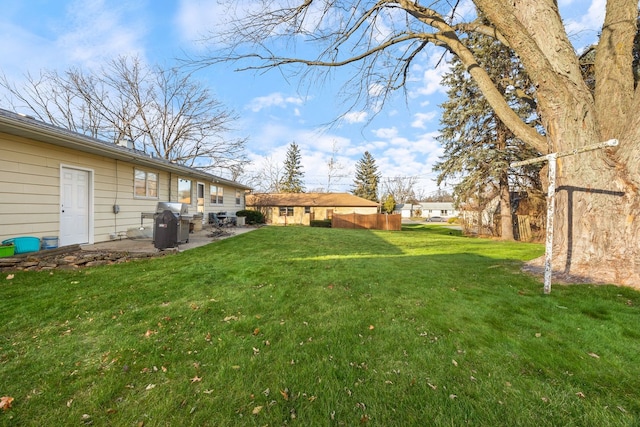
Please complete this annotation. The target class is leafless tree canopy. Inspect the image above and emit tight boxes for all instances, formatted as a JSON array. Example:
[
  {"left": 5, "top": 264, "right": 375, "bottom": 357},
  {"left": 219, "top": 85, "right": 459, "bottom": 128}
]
[
  {"left": 1, "top": 56, "right": 248, "bottom": 174},
  {"left": 383, "top": 176, "right": 418, "bottom": 204},
  {"left": 243, "top": 155, "right": 284, "bottom": 193},
  {"left": 326, "top": 141, "right": 347, "bottom": 192}
]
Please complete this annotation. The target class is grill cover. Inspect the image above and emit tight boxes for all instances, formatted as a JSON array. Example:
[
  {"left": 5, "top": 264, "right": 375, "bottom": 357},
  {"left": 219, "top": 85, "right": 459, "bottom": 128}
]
[{"left": 154, "top": 210, "right": 178, "bottom": 249}]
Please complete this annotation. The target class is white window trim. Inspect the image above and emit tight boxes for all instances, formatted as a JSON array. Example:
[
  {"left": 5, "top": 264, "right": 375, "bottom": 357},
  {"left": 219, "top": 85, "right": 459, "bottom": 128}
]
[{"left": 133, "top": 169, "right": 159, "bottom": 200}]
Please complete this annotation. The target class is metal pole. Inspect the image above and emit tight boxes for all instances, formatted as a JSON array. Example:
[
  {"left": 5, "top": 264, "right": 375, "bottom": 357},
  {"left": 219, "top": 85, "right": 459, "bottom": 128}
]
[
  {"left": 543, "top": 154, "right": 557, "bottom": 294},
  {"left": 510, "top": 139, "right": 618, "bottom": 294}
]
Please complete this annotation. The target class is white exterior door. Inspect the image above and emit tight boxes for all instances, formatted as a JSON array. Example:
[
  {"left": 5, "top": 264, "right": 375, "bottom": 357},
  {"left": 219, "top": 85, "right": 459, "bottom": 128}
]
[{"left": 60, "top": 167, "right": 90, "bottom": 246}]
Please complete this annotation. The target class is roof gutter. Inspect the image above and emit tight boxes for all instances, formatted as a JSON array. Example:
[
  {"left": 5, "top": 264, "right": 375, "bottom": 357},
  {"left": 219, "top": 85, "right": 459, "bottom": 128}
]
[{"left": 0, "top": 109, "right": 251, "bottom": 190}]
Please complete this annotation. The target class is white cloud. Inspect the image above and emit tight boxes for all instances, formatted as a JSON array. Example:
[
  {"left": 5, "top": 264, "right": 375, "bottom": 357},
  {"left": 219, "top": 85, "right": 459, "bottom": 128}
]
[
  {"left": 176, "top": 0, "right": 250, "bottom": 44},
  {"left": 449, "top": 0, "right": 478, "bottom": 25},
  {"left": 373, "top": 127, "right": 398, "bottom": 139},
  {"left": 0, "top": 0, "right": 146, "bottom": 78},
  {"left": 57, "top": 0, "right": 145, "bottom": 67},
  {"left": 176, "top": 0, "right": 340, "bottom": 48},
  {"left": 246, "top": 92, "right": 304, "bottom": 112},
  {"left": 411, "top": 112, "right": 437, "bottom": 129},
  {"left": 363, "top": 125, "right": 444, "bottom": 194},
  {"left": 343, "top": 111, "right": 368, "bottom": 124},
  {"left": 561, "top": 0, "right": 605, "bottom": 50},
  {"left": 413, "top": 67, "right": 448, "bottom": 97},
  {"left": 368, "top": 83, "right": 385, "bottom": 98}
]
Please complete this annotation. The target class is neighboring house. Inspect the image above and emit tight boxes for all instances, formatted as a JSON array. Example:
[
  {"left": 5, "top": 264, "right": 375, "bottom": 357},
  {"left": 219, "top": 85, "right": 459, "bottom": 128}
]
[
  {"left": 419, "top": 202, "right": 459, "bottom": 220},
  {"left": 0, "top": 109, "right": 251, "bottom": 246},
  {"left": 246, "top": 193, "right": 379, "bottom": 226},
  {"left": 395, "top": 203, "right": 422, "bottom": 218}
]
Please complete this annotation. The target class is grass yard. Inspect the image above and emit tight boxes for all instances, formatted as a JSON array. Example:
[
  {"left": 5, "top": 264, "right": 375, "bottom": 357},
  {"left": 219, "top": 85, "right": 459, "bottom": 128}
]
[{"left": 2, "top": 225, "right": 640, "bottom": 426}]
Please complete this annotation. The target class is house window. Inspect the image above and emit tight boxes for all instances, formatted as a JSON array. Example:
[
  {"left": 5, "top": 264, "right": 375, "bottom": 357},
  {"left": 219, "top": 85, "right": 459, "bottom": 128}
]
[
  {"left": 235, "top": 190, "right": 242, "bottom": 205},
  {"left": 210, "top": 185, "right": 223, "bottom": 204},
  {"left": 178, "top": 178, "right": 192, "bottom": 204},
  {"left": 279, "top": 207, "right": 294, "bottom": 216},
  {"left": 134, "top": 169, "right": 158, "bottom": 199},
  {"left": 441, "top": 210, "right": 448, "bottom": 215},
  {"left": 304, "top": 206, "right": 311, "bottom": 214}
]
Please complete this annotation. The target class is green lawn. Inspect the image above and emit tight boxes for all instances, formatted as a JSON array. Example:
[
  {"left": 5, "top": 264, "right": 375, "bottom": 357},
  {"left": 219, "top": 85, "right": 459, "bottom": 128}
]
[{"left": 2, "top": 225, "right": 640, "bottom": 426}]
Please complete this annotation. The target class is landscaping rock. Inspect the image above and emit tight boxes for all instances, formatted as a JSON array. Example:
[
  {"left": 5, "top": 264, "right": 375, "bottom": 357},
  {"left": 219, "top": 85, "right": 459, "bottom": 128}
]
[{"left": 0, "top": 248, "right": 168, "bottom": 272}]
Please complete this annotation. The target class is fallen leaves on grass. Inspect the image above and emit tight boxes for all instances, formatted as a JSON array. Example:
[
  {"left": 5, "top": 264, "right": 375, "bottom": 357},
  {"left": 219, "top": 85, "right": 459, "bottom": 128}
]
[
  {"left": 588, "top": 352, "right": 600, "bottom": 359},
  {"left": 191, "top": 376, "right": 202, "bottom": 383},
  {"left": 5, "top": 274, "right": 14, "bottom": 280},
  {"left": 0, "top": 396, "right": 14, "bottom": 411},
  {"left": 252, "top": 406, "right": 263, "bottom": 415}
]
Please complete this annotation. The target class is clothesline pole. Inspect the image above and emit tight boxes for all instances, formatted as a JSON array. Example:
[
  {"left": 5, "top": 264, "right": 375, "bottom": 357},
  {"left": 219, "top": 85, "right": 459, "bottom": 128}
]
[{"left": 510, "top": 139, "right": 618, "bottom": 294}]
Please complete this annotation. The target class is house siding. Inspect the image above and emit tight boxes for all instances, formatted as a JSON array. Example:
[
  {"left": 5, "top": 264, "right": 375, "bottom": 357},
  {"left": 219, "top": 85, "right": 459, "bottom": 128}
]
[{"left": 261, "top": 205, "right": 378, "bottom": 225}]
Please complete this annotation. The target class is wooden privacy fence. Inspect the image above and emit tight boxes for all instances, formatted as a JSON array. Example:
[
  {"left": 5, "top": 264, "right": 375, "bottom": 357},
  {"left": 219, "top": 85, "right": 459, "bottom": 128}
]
[
  {"left": 331, "top": 213, "right": 401, "bottom": 231},
  {"left": 516, "top": 215, "right": 532, "bottom": 242}
]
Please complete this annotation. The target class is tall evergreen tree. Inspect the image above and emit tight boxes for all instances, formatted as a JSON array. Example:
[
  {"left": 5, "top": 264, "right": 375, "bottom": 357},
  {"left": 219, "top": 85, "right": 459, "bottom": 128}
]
[
  {"left": 352, "top": 151, "right": 380, "bottom": 202},
  {"left": 279, "top": 141, "right": 305, "bottom": 193},
  {"left": 433, "top": 18, "right": 542, "bottom": 240}
]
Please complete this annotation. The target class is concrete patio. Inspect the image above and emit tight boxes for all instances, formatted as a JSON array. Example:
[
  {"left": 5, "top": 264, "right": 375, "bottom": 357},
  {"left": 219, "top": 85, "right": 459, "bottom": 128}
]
[{"left": 80, "top": 225, "right": 259, "bottom": 253}]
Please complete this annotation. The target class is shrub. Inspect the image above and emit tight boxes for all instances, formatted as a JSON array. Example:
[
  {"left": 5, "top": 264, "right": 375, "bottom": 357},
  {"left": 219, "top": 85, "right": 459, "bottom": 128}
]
[
  {"left": 236, "top": 210, "right": 265, "bottom": 224},
  {"left": 310, "top": 219, "right": 332, "bottom": 228}
]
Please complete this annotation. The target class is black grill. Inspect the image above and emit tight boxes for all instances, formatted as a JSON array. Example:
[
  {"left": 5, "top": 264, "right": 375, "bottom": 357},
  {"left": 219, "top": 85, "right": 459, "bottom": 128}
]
[{"left": 150, "top": 202, "right": 192, "bottom": 249}]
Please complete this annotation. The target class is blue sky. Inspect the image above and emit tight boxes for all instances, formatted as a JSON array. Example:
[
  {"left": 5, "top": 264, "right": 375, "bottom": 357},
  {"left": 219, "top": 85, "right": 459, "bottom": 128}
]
[{"left": 0, "top": 0, "right": 605, "bottom": 196}]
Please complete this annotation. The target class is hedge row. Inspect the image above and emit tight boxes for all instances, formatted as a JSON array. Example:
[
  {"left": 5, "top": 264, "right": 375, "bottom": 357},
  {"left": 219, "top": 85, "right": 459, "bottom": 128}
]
[{"left": 235, "top": 210, "right": 265, "bottom": 224}]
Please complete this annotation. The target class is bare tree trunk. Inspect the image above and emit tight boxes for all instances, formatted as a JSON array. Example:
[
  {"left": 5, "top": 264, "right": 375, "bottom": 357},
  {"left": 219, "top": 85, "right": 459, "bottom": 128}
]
[
  {"left": 499, "top": 173, "right": 514, "bottom": 240},
  {"left": 550, "top": 141, "right": 640, "bottom": 285}
]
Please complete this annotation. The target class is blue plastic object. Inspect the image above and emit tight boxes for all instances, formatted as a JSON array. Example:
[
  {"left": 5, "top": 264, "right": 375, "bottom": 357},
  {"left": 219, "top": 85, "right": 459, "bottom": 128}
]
[{"left": 2, "top": 237, "right": 41, "bottom": 254}]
